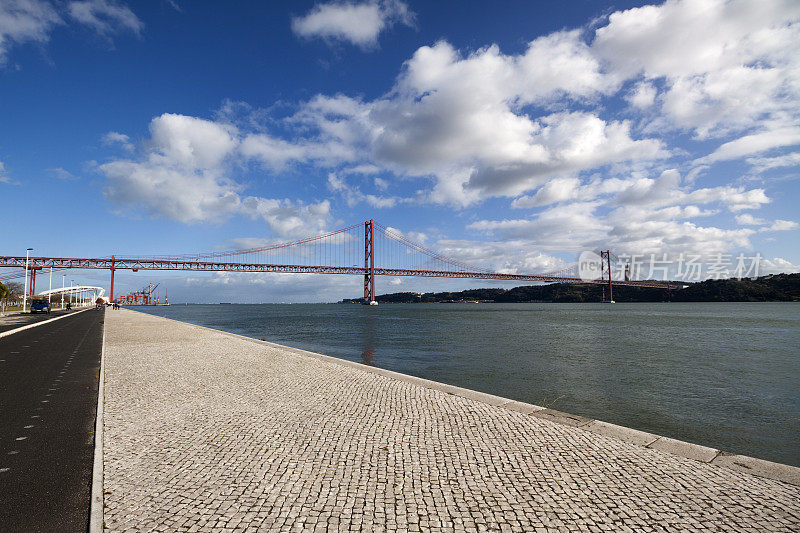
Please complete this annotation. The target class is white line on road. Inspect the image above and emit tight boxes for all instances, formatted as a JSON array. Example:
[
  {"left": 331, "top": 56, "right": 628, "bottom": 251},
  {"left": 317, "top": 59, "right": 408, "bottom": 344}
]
[{"left": 0, "top": 309, "right": 90, "bottom": 340}]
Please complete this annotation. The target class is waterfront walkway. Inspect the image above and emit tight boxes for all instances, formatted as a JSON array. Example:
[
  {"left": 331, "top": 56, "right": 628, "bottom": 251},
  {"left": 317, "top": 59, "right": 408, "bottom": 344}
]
[{"left": 102, "top": 309, "right": 800, "bottom": 531}]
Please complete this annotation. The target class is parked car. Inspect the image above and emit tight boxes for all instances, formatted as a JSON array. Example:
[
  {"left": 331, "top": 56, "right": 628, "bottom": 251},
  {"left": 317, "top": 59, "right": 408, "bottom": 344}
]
[{"left": 30, "top": 298, "right": 51, "bottom": 314}]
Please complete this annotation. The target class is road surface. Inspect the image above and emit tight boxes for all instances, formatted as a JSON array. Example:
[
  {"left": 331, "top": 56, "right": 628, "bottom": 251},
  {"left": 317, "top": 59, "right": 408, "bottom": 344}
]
[{"left": 0, "top": 308, "right": 104, "bottom": 532}]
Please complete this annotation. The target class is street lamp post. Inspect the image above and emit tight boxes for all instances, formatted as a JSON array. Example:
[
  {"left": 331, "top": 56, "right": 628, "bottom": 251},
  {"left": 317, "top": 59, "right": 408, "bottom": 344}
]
[
  {"left": 23, "top": 248, "right": 32, "bottom": 313},
  {"left": 61, "top": 274, "right": 65, "bottom": 308},
  {"left": 48, "top": 266, "right": 53, "bottom": 303}
]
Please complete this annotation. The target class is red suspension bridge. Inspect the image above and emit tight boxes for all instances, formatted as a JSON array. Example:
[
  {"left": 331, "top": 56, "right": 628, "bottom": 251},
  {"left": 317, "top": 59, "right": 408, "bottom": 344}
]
[{"left": 1, "top": 220, "right": 674, "bottom": 303}]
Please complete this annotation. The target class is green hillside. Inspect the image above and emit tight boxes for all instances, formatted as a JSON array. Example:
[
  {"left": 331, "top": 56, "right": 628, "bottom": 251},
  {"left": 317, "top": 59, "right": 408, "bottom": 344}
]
[{"left": 341, "top": 273, "right": 800, "bottom": 303}]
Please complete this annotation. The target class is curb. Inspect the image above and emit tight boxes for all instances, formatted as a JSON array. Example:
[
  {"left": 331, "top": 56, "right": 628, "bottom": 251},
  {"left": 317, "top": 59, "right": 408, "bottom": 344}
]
[
  {"left": 89, "top": 311, "right": 106, "bottom": 533},
  {"left": 0, "top": 308, "right": 90, "bottom": 339},
  {"left": 118, "top": 308, "right": 800, "bottom": 487}
]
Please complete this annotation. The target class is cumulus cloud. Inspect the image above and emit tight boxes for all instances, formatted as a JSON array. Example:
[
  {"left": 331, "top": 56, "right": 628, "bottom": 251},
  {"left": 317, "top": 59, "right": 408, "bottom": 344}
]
[
  {"left": 266, "top": 40, "right": 664, "bottom": 206},
  {"left": 471, "top": 169, "right": 776, "bottom": 255},
  {"left": 209, "top": 0, "right": 798, "bottom": 215},
  {"left": 94, "top": 0, "right": 799, "bottom": 263},
  {"left": 765, "top": 219, "right": 799, "bottom": 232},
  {"left": 512, "top": 170, "right": 769, "bottom": 213},
  {"left": 471, "top": 207, "right": 756, "bottom": 257},
  {"left": 291, "top": 0, "right": 414, "bottom": 48},
  {"left": 99, "top": 113, "right": 330, "bottom": 237},
  {"left": 626, "top": 81, "right": 657, "bottom": 109},
  {"left": 735, "top": 213, "right": 766, "bottom": 226},
  {"left": 593, "top": 0, "right": 800, "bottom": 138}
]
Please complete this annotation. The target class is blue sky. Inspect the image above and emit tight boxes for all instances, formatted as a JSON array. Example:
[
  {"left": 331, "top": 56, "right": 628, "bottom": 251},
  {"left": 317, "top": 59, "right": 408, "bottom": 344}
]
[{"left": 2, "top": 0, "right": 799, "bottom": 302}]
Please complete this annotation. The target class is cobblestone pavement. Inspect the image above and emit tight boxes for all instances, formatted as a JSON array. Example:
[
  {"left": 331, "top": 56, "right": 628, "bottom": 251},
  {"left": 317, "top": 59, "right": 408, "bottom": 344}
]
[{"left": 102, "top": 310, "right": 800, "bottom": 532}]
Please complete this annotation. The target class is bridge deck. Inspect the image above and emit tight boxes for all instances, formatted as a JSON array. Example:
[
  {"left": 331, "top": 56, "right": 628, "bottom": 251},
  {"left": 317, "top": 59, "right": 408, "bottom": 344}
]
[{"left": 102, "top": 310, "right": 799, "bottom": 531}]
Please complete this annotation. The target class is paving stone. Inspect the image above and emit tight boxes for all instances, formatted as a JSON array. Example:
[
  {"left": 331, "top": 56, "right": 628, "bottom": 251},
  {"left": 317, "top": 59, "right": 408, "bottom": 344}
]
[{"left": 102, "top": 310, "right": 800, "bottom": 532}]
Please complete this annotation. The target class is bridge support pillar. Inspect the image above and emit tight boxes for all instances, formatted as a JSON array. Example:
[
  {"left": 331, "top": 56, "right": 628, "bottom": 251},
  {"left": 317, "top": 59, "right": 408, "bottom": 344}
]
[
  {"left": 600, "top": 250, "right": 613, "bottom": 302},
  {"left": 110, "top": 255, "right": 115, "bottom": 303},
  {"left": 363, "top": 220, "right": 375, "bottom": 304},
  {"left": 30, "top": 268, "right": 36, "bottom": 297}
]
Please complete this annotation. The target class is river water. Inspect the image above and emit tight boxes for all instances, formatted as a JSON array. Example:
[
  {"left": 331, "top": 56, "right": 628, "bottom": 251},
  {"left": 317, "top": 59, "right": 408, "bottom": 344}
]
[{"left": 136, "top": 302, "right": 800, "bottom": 466}]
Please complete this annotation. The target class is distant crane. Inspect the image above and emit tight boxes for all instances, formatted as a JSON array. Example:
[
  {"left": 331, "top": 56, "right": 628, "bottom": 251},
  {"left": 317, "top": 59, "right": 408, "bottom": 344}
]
[{"left": 123, "top": 282, "right": 160, "bottom": 305}]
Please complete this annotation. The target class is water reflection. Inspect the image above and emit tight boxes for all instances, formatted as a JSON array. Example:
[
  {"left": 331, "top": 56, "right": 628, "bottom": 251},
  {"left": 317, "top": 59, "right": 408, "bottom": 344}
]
[
  {"left": 361, "top": 311, "right": 378, "bottom": 365},
  {"left": 361, "top": 347, "right": 375, "bottom": 366}
]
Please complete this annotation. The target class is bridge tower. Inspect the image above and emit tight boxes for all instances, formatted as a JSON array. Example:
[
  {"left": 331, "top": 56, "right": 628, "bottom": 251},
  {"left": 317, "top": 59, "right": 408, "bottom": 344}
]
[
  {"left": 110, "top": 255, "right": 116, "bottom": 303},
  {"left": 363, "top": 219, "right": 375, "bottom": 304},
  {"left": 27, "top": 265, "right": 42, "bottom": 296},
  {"left": 599, "top": 250, "right": 614, "bottom": 303}
]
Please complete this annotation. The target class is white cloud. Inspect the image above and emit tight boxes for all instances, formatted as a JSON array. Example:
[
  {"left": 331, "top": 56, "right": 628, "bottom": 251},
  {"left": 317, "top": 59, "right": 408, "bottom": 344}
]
[
  {"left": 92, "top": 0, "right": 800, "bottom": 264},
  {"left": 148, "top": 113, "right": 237, "bottom": 170},
  {"left": 220, "top": 0, "right": 798, "bottom": 214},
  {"left": 746, "top": 151, "right": 800, "bottom": 172},
  {"left": 759, "top": 257, "right": 800, "bottom": 274},
  {"left": 697, "top": 127, "right": 800, "bottom": 163},
  {"left": 47, "top": 167, "right": 78, "bottom": 180},
  {"left": 327, "top": 172, "right": 402, "bottom": 208},
  {"left": 737, "top": 214, "right": 800, "bottom": 234},
  {"left": 593, "top": 0, "right": 800, "bottom": 138},
  {"left": 0, "top": 160, "right": 20, "bottom": 185},
  {"left": 626, "top": 81, "right": 657, "bottom": 109},
  {"left": 764, "top": 219, "right": 798, "bottom": 232},
  {"left": 240, "top": 133, "right": 355, "bottom": 170},
  {"left": 102, "top": 131, "right": 133, "bottom": 151},
  {"left": 67, "top": 0, "right": 142, "bottom": 37},
  {"left": 512, "top": 170, "right": 769, "bottom": 214},
  {"left": 0, "top": 0, "right": 141, "bottom": 64},
  {"left": 735, "top": 213, "right": 766, "bottom": 226},
  {"left": 511, "top": 177, "right": 629, "bottom": 209},
  {"left": 101, "top": 159, "right": 242, "bottom": 223},
  {"left": 423, "top": 238, "right": 567, "bottom": 275},
  {"left": 468, "top": 202, "right": 610, "bottom": 253},
  {"left": 291, "top": 0, "right": 413, "bottom": 48},
  {"left": 278, "top": 40, "right": 664, "bottom": 206},
  {"left": 0, "top": 0, "right": 61, "bottom": 63},
  {"left": 472, "top": 169, "right": 773, "bottom": 255},
  {"left": 99, "top": 113, "right": 330, "bottom": 237}
]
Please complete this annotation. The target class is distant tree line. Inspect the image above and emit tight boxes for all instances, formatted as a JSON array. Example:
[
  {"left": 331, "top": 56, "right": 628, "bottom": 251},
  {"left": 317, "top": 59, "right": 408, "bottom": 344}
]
[
  {"left": 0, "top": 281, "right": 24, "bottom": 314},
  {"left": 340, "top": 273, "right": 800, "bottom": 304}
]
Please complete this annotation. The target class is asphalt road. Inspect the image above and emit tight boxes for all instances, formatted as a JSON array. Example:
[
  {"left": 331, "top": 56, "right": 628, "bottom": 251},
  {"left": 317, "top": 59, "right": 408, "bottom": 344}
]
[
  {"left": 0, "top": 307, "right": 78, "bottom": 334},
  {"left": 0, "top": 308, "right": 104, "bottom": 532}
]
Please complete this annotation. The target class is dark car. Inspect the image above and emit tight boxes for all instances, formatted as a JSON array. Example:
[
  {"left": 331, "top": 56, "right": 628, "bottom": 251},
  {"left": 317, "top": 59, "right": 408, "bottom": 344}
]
[{"left": 30, "top": 298, "right": 51, "bottom": 314}]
